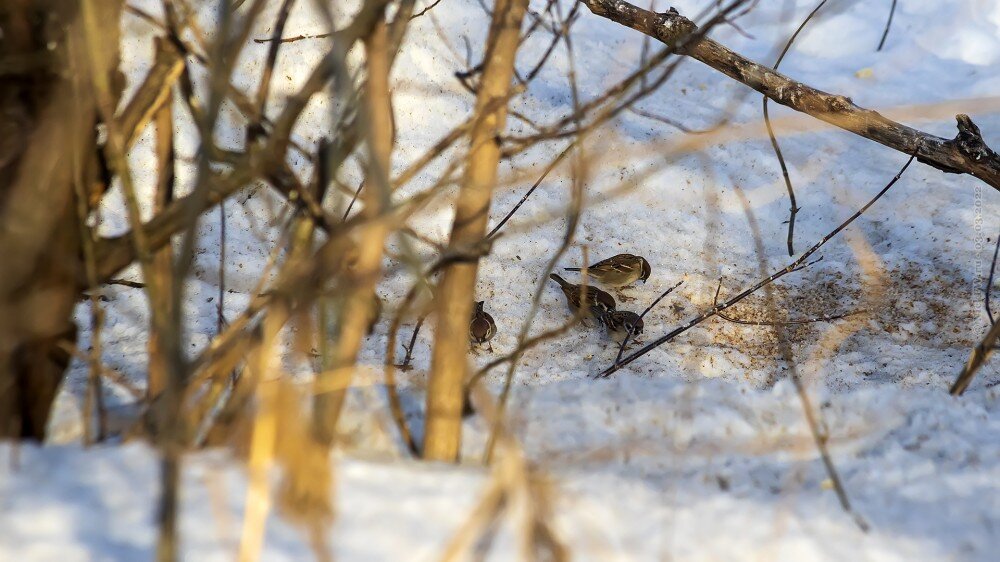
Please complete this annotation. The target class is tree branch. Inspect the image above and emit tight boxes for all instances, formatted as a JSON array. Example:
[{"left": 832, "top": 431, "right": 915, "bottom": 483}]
[{"left": 578, "top": 1, "right": 1000, "bottom": 192}]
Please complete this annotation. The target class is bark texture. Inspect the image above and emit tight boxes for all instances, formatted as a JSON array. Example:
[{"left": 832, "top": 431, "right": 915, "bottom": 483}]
[{"left": 579, "top": 1, "right": 1000, "bottom": 191}]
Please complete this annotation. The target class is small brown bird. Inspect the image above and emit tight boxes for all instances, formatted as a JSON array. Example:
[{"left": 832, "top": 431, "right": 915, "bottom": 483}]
[
  {"left": 599, "top": 310, "right": 644, "bottom": 342},
  {"left": 550, "top": 273, "right": 616, "bottom": 317},
  {"left": 470, "top": 300, "right": 497, "bottom": 351},
  {"left": 564, "top": 253, "right": 652, "bottom": 287}
]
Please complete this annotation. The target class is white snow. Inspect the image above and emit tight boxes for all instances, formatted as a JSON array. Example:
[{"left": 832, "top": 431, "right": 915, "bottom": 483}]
[{"left": 8, "top": 0, "right": 1000, "bottom": 560}]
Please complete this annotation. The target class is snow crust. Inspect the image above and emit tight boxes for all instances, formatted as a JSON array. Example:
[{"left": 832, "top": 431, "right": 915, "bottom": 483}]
[{"left": 9, "top": 0, "right": 999, "bottom": 560}]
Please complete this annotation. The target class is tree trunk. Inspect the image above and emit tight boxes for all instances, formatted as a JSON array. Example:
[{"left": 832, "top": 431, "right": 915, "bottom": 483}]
[
  {"left": 0, "top": 0, "right": 121, "bottom": 439},
  {"left": 423, "top": 0, "right": 528, "bottom": 461}
]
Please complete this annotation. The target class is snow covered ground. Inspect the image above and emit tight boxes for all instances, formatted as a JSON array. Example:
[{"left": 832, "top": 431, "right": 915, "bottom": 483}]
[{"left": 6, "top": 0, "right": 1000, "bottom": 560}]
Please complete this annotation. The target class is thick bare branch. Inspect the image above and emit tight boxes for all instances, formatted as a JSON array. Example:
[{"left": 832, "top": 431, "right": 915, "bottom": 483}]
[{"left": 578, "top": 1, "right": 1000, "bottom": 192}]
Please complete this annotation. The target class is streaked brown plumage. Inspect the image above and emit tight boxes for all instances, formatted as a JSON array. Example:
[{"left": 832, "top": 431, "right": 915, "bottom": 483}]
[
  {"left": 549, "top": 273, "right": 616, "bottom": 317},
  {"left": 564, "top": 253, "right": 652, "bottom": 287},
  {"left": 598, "top": 310, "right": 644, "bottom": 342},
  {"left": 470, "top": 300, "right": 497, "bottom": 351}
]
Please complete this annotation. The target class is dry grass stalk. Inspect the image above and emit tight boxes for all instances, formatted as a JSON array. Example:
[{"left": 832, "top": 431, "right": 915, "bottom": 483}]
[
  {"left": 438, "top": 383, "right": 567, "bottom": 561},
  {"left": 238, "top": 310, "right": 284, "bottom": 562}
]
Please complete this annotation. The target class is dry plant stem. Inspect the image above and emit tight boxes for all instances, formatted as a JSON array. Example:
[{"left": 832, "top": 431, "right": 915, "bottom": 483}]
[
  {"left": 438, "top": 477, "right": 506, "bottom": 561},
  {"left": 238, "top": 312, "right": 283, "bottom": 562},
  {"left": 228, "top": 0, "right": 299, "bottom": 339},
  {"left": 764, "top": 0, "right": 828, "bottom": 256},
  {"left": 184, "top": 218, "right": 297, "bottom": 439},
  {"left": 444, "top": 383, "right": 569, "bottom": 561},
  {"left": 578, "top": 1, "right": 1000, "bottom": 192},
  {"left": 629, "top": 106, "right": 710, "bottom": 133},
  {"left": 393, "top": 117, "right": 475, "bottom": 187},
  {"left": 383, "top": 250, "right": 454, "bottom": 457},
  {"left": 313, "top": 21, "right": 396, "bottom": 445},
  {"left": 524, "top": 0, "right": 580, "bottom": 84},
  {"left": 950, "top": 318, "right": 1000, "bottom": 395},
  {"left": 482, "top": 231, "right": 588, "bottom": 462},
  {"left": 735, "top": 184, "right": 868, "bottom": 532},
  {"left": 217, "top": 205, "right": 227, "bottom": 333},
  {"left": 148, "top": 41, "right": 177, "bottom": 399},
  {"left": 184, "top": 185, "right": 441, "bottom": 403},
  {"left": 424, "top": 0, "right": 529, "bottom": 461},
  {"left": 84, "top": 0, "right": 173, "bottom": 391},
  {"left": 600, "top": 154, "right": 916, "bottom": 378}
]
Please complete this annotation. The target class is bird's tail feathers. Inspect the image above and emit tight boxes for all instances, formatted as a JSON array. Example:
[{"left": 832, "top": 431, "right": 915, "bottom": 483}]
[{"left": 549, "top": 273, "right": 569, "bottom": 287}]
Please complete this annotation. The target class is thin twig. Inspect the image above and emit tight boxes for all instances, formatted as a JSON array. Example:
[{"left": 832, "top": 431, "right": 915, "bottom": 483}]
[
  {"left": 599, "top": 153, "right": 916, "bottom": 378},
  {"left": 764, "top": 0, "right": 828, "bottom": 256},
  {"left": 713, "top": 278, "right": 866, "bottom": 326},
  {"left": 410, "top": 0, "right": 443, "bottom": 20},
  {"left": 253, "top": 32, "right": 334, "bottom": 44},
  {"left": 486, "top": 142, "right": 574, "bottom": 240},
  {"left": 639, "top": 280, "right": 684, "bottom": 319},
  {"left": 70, "top": 48, "right": 108, "bottom": 443},
  {"left": 217, "top": 202, "right": 227, "bottom": 334},
  {"left": 467, "top": 316, "right": 582, "bottom": 394},
  {"left": 250, "top": 0, "right": 297, "bottom": 135},
  {"left": 343, "top": 180, "right": 365, "bottom": 221},
  {"left": 628, "top": 107, "right": 710, "bottom": 134},
  {"left": 107, "top": 278, "right": 146, "bottom": 289},
  {"left": 613, "top": 280, "right": 684, "bottom": 365},
  {"left": 400, "top": 316, "right": 426, "bottom": 370},
  {"left": 876, "top": 0, "right": 897, "bottom": 51}
]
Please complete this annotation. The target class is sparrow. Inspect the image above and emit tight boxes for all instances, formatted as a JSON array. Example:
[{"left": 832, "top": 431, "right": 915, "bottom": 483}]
[
  {"left": 549, "top": 273, "right": 616, "bottom": 317},
  {"left": 470, "top": 300, "right": 497, "bottom": 351},
  {"left": 564, "top": 253, "right": 652, "bottom": 287},
  {"left": 599, "top": 310, "right": 644, "bottom": 342}
]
